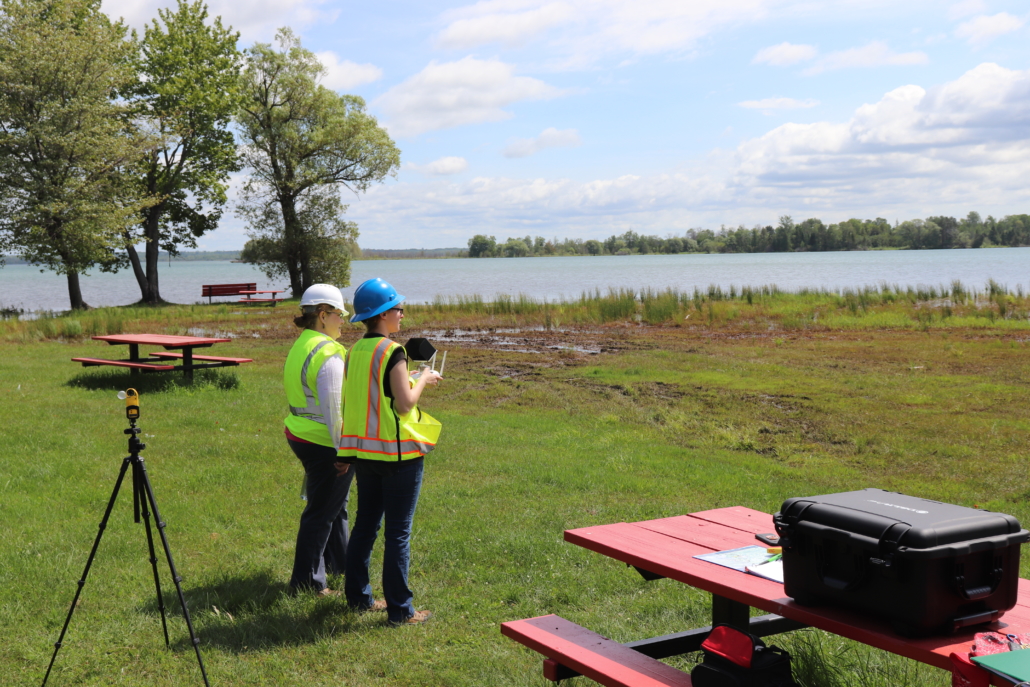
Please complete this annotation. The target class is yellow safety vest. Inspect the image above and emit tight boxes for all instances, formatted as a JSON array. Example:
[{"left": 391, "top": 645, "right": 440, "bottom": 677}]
[
  {"left": 340, "top": 337, "right": 441, "bottom": 461},
  {"left": 283, "top": 329, "right": 346, "bottom": 446}
]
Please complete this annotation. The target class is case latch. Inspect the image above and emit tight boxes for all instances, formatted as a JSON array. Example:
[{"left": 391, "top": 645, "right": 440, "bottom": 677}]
[{"left": 870, "top": 522, "right": 910, "bottom": 569}]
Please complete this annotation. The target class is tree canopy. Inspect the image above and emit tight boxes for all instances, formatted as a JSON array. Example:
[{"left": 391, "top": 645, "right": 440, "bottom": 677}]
[
  {"left": 235, "top": 29, "right": 400, "bottom": 297},
  {"left": 124, "top": 0, "right": 242, "bottom": 304},
  {"left": 0, "top": 0, "right": 156, "bottom": 309}
]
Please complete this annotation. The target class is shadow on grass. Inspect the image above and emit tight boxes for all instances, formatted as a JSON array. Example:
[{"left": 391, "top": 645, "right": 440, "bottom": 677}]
[
  {"left": 138, "top": 569, "right": 375, "bottom": 652},
  {"left": 66, "top": 368, "right": 240, "bottom": 393}
]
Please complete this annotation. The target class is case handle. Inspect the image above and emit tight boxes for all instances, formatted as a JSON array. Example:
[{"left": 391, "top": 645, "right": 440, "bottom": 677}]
[
  {"left": 956, "top": 562, "right": 1003, "bottom": 600},
  {"left": 818, "top": 573, "right": 864, "bottom": 592}
]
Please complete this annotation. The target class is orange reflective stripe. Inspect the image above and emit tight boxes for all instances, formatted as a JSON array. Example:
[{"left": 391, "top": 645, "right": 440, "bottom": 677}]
[
  {"left": 338, "top": 434, "right": 433, "bottom": 456},
  {"left": 365, "top": 338, "right": 391, "bottom": 438}
]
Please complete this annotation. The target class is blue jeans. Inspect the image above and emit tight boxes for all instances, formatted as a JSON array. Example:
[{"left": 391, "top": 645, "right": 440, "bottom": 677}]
[
  {"left": 344, "top": 458, "right": 424, "bottom": 622},
  {"left": 287, "top": 439, "right": 353, "bottom": 591}
]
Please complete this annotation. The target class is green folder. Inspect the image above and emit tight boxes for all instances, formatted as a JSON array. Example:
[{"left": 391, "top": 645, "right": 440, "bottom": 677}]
[{"left": 972, "top": 650, "right": 1030, "bottom": 683}]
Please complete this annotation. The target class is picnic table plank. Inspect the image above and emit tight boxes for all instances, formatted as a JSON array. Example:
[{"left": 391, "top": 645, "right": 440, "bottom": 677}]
[
  {"left": 565, "top": 522, "right": 785, "bottom": 605},
  {"left": 149, "top": 352, "right": 253, "bottom": 364},
  {"left": 762, "top": 596, "right": 1012, "bottom": 672},
  {"left": 688, "top": 506, "right": 775, "bottom": 535},
  {"left": 93, "top": 334, "right": 231, "bottom": 347},
  {"left": 501, "top": 615, "right": 693, "bottom": 687},
  {"left": 71, "top": 357, "right": 175, "bottom": 371},
  {"left": 634, "top": 515, "right": 766, "bottom": 551}
]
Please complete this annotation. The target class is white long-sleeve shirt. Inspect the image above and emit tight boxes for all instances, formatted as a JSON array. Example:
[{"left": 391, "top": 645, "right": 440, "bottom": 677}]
[{"left": 316, "top": 352, "right": 344, "bottom": 450}]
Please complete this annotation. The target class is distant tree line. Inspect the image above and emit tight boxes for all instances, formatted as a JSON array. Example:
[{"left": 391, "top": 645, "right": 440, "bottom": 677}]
[
  {"left": 357, "top": 247, "right": 464, "bottom": 260},
  {"left": 466, "top": 212, "right": 1030, "bottom": 258}
]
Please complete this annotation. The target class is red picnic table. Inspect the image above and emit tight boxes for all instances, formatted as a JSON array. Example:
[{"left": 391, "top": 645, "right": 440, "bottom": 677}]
[
  {"left": 502, "top": 507, "right": 1030, "bottom": 687},
  {"left": 72, "top": 334, "right": 253, "bottom": 381}
]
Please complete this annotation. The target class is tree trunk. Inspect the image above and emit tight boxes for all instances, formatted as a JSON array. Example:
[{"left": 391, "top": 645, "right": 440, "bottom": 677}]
[
  {"left": 125, "top": 235, "right": 149, "bottom": 299},
  {"left": 280, "top": 196, "right": 304, "bottom": 297},
  {"left": 126, "top": 205, "right": 166, "bottom": 305},
  {"left": 144, "top": 210, "right": 163, "bottom": 304},
  {"left": 67, "top": 270, "right": 89, "bottom": 310}
]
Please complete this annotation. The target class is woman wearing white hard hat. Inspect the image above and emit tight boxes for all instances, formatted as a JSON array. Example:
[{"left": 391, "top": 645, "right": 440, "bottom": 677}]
[
  {"left": 282, "top": 283, "right": 356, "bottom": 596},
  {"left": 339, "top": 277, "right": 442, "bottom": 624}
]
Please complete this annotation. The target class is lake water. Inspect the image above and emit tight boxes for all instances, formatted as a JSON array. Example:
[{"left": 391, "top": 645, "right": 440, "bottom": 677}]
[{"left": 2, "top": 248, "right": 1028, "bottom": 312}]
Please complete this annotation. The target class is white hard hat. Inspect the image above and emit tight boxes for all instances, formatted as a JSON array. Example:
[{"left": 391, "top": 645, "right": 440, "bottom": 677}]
[{"left": 299, "top": 284, "right": 347, "bottom": 315}]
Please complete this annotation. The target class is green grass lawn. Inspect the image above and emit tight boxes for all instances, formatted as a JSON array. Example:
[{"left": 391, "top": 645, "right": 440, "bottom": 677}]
[{"left": 1, "top": 302, "right": 1028, "bottom": 686}]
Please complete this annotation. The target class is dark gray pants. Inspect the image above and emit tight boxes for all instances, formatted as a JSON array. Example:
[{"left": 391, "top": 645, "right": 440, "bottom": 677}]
[{"left": 287, "top": 439, "right": 353, "bottom": 591}]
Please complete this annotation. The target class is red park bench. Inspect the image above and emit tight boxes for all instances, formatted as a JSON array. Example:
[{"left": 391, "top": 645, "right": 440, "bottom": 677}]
[{"left": 201, "top": 283, "right": 256, "bottom": 304}]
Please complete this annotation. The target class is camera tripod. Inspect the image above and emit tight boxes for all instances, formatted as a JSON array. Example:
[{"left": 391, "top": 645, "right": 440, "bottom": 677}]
[{"left": 42, "top": 410, "right": 209, "bottom": 686}]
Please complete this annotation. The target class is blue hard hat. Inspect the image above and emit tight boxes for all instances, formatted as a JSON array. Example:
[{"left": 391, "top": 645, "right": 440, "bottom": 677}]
[{"left": 350, "top": 278, "right": 405, "bottom": 322}]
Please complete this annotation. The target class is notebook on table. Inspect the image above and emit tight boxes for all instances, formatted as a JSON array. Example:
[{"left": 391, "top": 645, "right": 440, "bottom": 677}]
[{"left": 972, "top": 649, "right": 1030, "bottom": 684}]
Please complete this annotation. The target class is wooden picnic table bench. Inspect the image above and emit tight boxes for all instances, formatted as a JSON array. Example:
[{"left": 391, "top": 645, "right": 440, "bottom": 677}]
[
  {"left": 237, "top": 289, "right": 285, "bottom": 306},
  {"left": 201, "top": 283, "right": 256, "bottom": 304},
  {"left": 72, "top": 334, "right": 250, "bottom": 381},
  {"left": 502, "top": 507, "right": 1030, "bottom": 687}
]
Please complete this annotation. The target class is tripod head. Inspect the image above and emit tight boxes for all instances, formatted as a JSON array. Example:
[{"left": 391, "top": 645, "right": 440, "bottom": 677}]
[{"left": 118, "top": 388, "right": 145, "bottom": 454}]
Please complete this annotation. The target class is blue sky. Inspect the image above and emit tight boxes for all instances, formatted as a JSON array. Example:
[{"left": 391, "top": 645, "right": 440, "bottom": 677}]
[{"left": 104, "top": 0, "right": 1030, "bottom": 250}]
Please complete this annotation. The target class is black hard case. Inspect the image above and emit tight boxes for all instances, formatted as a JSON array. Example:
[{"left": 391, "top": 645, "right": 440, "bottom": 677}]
[{"left": 773, "top": 489, "right": 1029, "bottom": 636}]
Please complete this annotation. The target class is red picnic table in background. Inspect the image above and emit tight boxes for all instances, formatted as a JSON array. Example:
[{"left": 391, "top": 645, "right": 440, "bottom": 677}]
[
  {"left": 237, "top": 290, "right": 285, "bottom": 306},
  {"left": 72, "top": 334, "right": 253, "bottom": 381},
  {"left": 502, "top": 506, "right": 1030, "bottom": 687}
]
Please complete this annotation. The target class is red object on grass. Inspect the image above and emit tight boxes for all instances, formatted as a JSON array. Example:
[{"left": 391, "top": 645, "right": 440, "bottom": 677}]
[
  {"left": 950, "top": 651, "right": 991, "bottom": 687},
  {"left": 700, "top": 625, "right": 757, "bottom": 669}
]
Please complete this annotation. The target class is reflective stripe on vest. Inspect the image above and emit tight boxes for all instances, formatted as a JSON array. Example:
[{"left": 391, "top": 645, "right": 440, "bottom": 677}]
[
  {"left": 289, "top": 339, "right": 333, "bottom": 423},
  {"left": 340, "top": 337, "right": 436, "bottom": 460}
]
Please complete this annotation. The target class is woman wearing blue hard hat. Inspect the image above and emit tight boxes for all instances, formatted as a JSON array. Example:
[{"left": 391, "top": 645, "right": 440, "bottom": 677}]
[{"left": 339, "top": 277, "right": 442, "bottom": 625}]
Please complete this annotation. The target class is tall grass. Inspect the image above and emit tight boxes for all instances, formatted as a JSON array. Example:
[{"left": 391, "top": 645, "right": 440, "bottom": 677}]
[{"left": 4, "top": 280, "right": 1029, "bottom": 343}]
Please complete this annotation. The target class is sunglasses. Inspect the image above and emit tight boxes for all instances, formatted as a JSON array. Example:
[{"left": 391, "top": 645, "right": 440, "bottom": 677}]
[{"left": 389, "top": 307, "right": 404, "bottom": 314}]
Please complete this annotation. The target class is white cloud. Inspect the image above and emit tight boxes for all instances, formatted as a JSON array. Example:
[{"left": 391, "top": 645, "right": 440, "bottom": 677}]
[
  {"left": 947, "top": 0, "right": 987, "bottom": 21},
  {"left": 751, "top": 42, "right": 818, "bottom": 66},
  {"left": 738, "top": 97, "right": 819, "bottom": 111},
  {"left": 405, "top": 157, "right": 470, "bottom": 175},
  {"left": 436, "top": 0, "right": 775, "bottom": 67},
  {"left": 315, "top": 52, "right": 383, "bottom": 91},
  {"left": 733, "top": 63, "right": 1030, "bottom": 207},
  {"left": 954, "top": 13, "right": 1025, "bottom": 47},
  {"left": 102, "top": 0, "right": 332, "bottom": 41},
  {"left": 374, "top": 57, "right": 565, "bottom": 138},
  {"left": 503, "top": 127, "right": 582, "bottom": 157},
  {"left": 803, "top": 41, "right": 929, "bottom": 75},
  {"left": 437, "top": 1, "right": 575, "bottom": 48},
  {"left": 347, "top": 63, "right": 1030, "bottom": 242}
]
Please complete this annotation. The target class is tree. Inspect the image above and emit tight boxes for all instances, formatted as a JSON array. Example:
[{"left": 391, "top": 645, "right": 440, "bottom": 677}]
[
  {"left": 502, "top": 238, "right": 529, "bottom": 257},
  {"left": 124, "top": 0, "right": 242, "bottom": 304},
  {"left": 927, "top": 216, "right": 959, "bottom": 249},
  {"left": 239, "top": 185, "right": 358, "bottom": 287},
  {"left": 467, "top": 234, "right": 496, "bottom": 257},
  {"left": 236, "top": 29, "right": 400, "bottom": 297},
  {"left": 772, "top": 215, "right": 793, "bottom": 252},
  {"left": 0, "top": 0, "right": 156, "bottom": 309}
]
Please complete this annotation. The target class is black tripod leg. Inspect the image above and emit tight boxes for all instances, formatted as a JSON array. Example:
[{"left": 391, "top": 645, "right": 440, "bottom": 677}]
[
  {"left": 136, "top": 459, "right": 210, "bottom": 687},
  {"left": 135, "top": 460, "right": 170, "bottom": 647},
  {"left": 42, "top": 457, "right": 132, "bottom": 687}
]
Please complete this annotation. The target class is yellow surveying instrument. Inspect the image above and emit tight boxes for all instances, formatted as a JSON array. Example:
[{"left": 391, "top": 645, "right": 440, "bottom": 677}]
[
  {"left": 123, "top": 388, "right": 140, "bottom": 421},
  {"left": 42, "top": 390, "right": 209, "bottom": 687}
]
